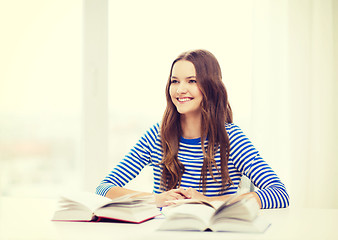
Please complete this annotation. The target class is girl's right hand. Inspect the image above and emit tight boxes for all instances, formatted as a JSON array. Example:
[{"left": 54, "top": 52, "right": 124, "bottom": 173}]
[{"left": 154, "top": 188, "right": 191, "bottom": 207}]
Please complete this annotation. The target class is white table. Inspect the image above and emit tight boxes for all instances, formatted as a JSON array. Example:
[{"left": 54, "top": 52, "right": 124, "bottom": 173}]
[{"left": 0, "top": 197, "right": 337, "bottom": 240}]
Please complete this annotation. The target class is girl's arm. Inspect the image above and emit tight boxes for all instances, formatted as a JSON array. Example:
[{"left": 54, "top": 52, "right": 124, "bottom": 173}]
[
  {"left": 96, "top": 124, "right": 191, "bottom": 207},
  {"left": 228, "top": 124, "right": 289, "bottom": 209},
  {"left": 96, "top": 125, "right": 156, "bottom": 200},
  {"left": 185, "top": 124, "right": 288, "bottom": 209},
  {"left": 185, "top": 187, "right": 262, "bottom": 208},
  {"left": 105, "top": 186, "right": 190, "bottom": 207}
]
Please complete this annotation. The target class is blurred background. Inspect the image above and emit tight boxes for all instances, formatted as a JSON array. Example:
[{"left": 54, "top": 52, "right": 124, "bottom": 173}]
[{"left": 0, "top": 0, "right": 337, "bottom": 208}]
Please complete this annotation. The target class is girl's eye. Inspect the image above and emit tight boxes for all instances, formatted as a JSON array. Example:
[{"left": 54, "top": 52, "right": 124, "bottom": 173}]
[
  {"left": 171, "top": 80, "right": 179, "bottom": 84},
  {"left": 189, "top": 80, "right": 197, "bottom": 83}
]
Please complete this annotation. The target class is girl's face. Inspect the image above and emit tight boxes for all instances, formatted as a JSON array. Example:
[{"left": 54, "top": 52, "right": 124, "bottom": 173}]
[{"left": 169, "top": 60, "right": 203, "bottom": 117}]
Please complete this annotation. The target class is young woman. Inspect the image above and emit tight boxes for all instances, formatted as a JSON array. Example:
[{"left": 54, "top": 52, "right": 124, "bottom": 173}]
[{"left": 96, "top": 49, "right": 289, "bottom": 209}]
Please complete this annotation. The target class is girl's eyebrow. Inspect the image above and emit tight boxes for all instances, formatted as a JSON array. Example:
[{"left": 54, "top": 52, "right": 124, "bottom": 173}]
[{"left": 171, "top": 76, "right": 196, "bottom": 79}]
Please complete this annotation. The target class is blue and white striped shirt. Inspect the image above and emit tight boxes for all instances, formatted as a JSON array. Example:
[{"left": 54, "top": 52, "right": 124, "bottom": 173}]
[{"left": 96, "top": 123, "right": 289, "bottom": 209}]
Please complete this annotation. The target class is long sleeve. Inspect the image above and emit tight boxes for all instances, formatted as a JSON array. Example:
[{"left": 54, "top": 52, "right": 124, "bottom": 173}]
[
  {"left": 95, "top": 125, "right": 156, "bottom": 197},
  {"left": 228, "top": 124, "right": 290, "bottom": 208}
]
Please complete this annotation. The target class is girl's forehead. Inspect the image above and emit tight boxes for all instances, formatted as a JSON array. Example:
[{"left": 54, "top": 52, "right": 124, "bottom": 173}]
[{"left": 172, "top": 60, "right": 196, "bottom": 77}]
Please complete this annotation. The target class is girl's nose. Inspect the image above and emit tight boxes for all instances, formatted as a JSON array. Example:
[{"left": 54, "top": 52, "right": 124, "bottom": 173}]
[{"left": 176, "top": 83, "right": 188, "bottom": 94}]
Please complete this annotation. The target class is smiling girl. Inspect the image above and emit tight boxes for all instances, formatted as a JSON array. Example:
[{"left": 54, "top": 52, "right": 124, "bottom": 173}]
[{"left": 96, "top": 49, "right": 289, "bottom": 209}]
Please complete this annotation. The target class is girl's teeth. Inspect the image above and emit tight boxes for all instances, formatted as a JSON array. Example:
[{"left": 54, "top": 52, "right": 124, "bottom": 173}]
[{"left": 179, "top": 98, "right": 191, "bottom": 102}]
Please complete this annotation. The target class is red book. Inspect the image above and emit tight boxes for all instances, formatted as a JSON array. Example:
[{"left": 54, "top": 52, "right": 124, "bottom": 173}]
[{"left": 52, "top": 192, "right": 161, "bottom": 223}]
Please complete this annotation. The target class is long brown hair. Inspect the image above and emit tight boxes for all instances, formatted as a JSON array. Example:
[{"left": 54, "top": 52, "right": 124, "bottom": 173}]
[{"left": 160, "top": 49, "right": 233, "bottom": 193}]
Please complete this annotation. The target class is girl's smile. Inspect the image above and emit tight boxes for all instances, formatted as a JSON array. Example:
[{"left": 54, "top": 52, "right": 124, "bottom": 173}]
[{"left": 177, "top": 97, "right": 193, "bottom": 103}]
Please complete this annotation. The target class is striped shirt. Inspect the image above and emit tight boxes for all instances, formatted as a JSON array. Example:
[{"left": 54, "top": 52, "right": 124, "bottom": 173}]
[{"left": 96, "top": 123, "right": 289, "bottom": 209}]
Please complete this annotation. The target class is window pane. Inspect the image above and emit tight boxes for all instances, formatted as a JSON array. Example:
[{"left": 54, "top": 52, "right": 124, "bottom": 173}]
[{"left": 0, "top": 0, "right": 82, "bottom": 197}]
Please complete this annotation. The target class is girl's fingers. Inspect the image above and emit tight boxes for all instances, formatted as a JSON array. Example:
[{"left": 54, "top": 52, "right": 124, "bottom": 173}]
[
  {"left": 174, "top": 193, "right": 185, "bottom": 199},
  {"left": 172, "top": 188, "right": 191, "bottom": 198},
  {"left": 168, "top": 192, "right": 184, "bottom": 200}
]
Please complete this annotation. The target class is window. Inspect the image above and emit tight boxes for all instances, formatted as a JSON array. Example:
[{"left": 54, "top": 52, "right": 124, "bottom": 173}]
[{"left": 0, "top": 1, "right": 82, "bottom": 197}]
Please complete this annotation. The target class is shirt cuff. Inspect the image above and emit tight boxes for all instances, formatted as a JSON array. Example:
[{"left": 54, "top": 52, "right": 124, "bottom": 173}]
[{"left": 95, "top": 183, "right": 116, "bottom": 197}]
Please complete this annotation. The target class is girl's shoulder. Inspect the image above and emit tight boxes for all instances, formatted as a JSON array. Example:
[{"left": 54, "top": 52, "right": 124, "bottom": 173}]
[
  {"left": 150, "top": 122, "right": 161, "bottom": 131},
  {"left": 225, "top": 122, "right": 244, "bottom": 137},
  {"left": 145, "top": 122, "right": 161, "bottom": 134},
  {"left": 143, "top": 122, "right": 161, "bottom": 139},
  {"left": 225, "top": 122, "right": 239, "bottom": 131}
]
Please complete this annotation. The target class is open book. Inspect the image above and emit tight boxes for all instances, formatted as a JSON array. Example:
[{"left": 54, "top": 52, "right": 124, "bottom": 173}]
[
  {"left": 52, "top": 192, "right": 161, "bottom": 223},
  {"left": 158, "top": 196, "right": 270, "bottom": 233}
]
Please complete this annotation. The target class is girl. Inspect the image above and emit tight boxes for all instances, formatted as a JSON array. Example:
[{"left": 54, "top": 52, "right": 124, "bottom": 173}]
[{"left": 96, "top": 49, "right": 289, "bottom": 209}]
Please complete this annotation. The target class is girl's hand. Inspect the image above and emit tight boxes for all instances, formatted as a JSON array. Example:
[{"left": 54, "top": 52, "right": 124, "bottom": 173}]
[
  {"left": 154, "top": 188, "right": 190, "bottom": 207},
  {"left": 185, "top": 187, "right": 208, "bottom": 201}
]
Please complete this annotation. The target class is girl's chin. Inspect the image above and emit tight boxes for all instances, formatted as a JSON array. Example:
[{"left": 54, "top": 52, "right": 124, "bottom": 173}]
[{"left": 176, "top": 109, "right": 202, "bottom": 117}]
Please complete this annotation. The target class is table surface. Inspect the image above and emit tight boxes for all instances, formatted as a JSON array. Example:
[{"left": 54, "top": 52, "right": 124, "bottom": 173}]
[{"left": 0, "top": 197, "right": 337, "bottom": 240}]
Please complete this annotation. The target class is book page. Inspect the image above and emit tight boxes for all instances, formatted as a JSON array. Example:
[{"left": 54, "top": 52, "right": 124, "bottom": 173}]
[
  {"left": 212, "top": 197, "right": 259, "bottom": 222},
  {"left": 58, "top": 192, "right": 113, "bottom": 212},
  {"left": 162, "top": 203, "right": 215, "bottom": 227},
  {"left": 165, "top": 198, "right": 220, "bottom": 208},
  {"left": 53, "top": 192, "right": 159, "bottom": 222}
]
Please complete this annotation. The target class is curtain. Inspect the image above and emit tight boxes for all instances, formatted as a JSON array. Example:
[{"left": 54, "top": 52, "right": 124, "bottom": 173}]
[{"left": 252, "top": 0, "right": 338, "bottom": 208}]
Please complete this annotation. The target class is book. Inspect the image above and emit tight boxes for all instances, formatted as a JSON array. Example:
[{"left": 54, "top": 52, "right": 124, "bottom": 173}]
[
  {"left": 158, "top": 196, "right": 270, "bottom": 233},
  {"left": 52, "top": 192, "right": 161, "bottom": 223}
]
